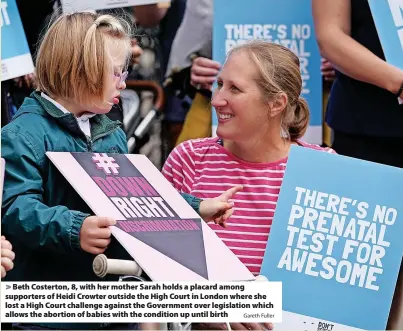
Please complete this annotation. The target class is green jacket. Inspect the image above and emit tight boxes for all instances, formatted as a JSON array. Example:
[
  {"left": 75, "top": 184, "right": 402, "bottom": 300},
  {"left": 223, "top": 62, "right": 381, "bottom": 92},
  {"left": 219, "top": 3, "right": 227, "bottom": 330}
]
[{"left": 1, "top": 92, "right": 135, "bottom": 329}]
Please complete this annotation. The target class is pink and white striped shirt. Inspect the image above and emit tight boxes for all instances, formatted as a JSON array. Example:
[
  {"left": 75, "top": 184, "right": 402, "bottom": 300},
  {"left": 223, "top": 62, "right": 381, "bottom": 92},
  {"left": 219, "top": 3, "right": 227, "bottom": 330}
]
[{"left": 162, "top": 137, "right": 335, "bottom": 275}]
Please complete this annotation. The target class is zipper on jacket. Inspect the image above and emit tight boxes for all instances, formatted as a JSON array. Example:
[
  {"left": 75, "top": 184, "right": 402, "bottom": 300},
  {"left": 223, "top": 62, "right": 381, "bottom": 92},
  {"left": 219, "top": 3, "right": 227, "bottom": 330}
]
[{"left": 86, "top": 136, "right": 93, "bottom": 152}]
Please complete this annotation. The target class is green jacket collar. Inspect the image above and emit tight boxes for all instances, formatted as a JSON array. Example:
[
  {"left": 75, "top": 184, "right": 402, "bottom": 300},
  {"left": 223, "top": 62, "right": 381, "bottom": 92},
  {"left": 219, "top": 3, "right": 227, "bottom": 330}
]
[{"left": 29, "top": 91, "right": 122, "bottom": 141}]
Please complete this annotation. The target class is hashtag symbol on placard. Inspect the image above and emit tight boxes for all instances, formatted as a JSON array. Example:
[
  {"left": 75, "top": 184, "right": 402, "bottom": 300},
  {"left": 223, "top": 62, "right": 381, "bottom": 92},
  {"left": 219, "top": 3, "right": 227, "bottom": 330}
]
[{"left": 92, "top": 153, "right": 120, "bottom": 175}]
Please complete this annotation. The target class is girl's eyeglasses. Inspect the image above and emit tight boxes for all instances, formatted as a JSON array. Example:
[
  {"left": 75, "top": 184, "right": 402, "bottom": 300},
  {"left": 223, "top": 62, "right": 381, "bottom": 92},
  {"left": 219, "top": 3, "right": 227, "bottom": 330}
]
[{"left": 114, "top": 71, "right": 128, "bottom": 86}]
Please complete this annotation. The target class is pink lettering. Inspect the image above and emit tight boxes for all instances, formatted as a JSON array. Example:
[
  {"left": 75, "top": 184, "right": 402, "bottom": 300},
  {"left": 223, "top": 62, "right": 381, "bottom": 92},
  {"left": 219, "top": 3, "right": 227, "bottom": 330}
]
[
  {"left": 117, "top": 220, "right": 200, "bottom": 232},
  {"left": 117, "top": 177, "right": 144, "bottom": 196},
  {"left": 133, "top": 177, "right": 158, "bottom": 196},
  {"left": 118, "top": 220, "right": 135, "bottom": 232},
  {"left": 93, "top": 177, "right": 116, "bottom": 196},
  {"left": 182, "top": 220, "right": 200, "bottom": 230},
  {"left": 107, "top": 177, "right": 128, "bottom": 196},
  {"left": 96, "top": 175, "right": 158, "bottom": 197}
]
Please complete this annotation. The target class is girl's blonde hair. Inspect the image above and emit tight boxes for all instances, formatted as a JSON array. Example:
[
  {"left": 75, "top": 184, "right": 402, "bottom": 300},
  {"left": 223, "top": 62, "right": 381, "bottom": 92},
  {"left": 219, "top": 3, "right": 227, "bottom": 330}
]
[
  {"left": 35, "top": 11, "right": 133, "bottom": 106},
  {"left": 228, "top": 40, "right": 310, "bottom": 140}
]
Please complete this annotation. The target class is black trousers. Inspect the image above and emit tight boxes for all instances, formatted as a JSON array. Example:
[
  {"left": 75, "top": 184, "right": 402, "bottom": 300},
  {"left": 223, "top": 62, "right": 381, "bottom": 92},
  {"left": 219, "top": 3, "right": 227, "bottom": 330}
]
[{"left": 332, "top": 130, "right": 403, "bottom": 168}]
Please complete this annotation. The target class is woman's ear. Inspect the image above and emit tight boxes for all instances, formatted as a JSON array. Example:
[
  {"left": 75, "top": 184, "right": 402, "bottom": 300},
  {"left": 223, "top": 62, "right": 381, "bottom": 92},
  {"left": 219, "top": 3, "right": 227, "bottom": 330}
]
[{"left": 269, "top": 92, "right": 288, "bottom": 118}]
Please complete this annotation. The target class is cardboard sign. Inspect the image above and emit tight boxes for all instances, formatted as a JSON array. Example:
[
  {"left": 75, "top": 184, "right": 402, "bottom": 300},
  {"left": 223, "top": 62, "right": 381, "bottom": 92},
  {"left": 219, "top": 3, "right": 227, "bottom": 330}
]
[
  {"left": 261, "top": 146, "right": 403, "bottom": 330},
  {"left": 369, "top": 0, "right": 403, "bottom": 70},
  {"left": 212, "top": 0, "right": 322, "bottom": 144},
  {"left": 47, "top": 151, "right": 254, "bottom": 282},
  {"left": 369, "top": 0, "right": 403, "bottom": 104},
  {"left": 1, "top": 0, "right": 34, "bottom": 81}
]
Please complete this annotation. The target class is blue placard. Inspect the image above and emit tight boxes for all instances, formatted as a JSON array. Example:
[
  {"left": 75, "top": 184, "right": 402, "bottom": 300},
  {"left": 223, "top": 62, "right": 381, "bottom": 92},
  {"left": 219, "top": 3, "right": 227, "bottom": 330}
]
[
  {"left": 261, "top": 146, "right": 403, "bottom": 330},
  {"left": 1, "top": 0, "right": 34, "bottom": 81},
  {"left": 369, "top": 0, "right": 403, "bottom": 70},
  {"left": 212, "top": 0, "right": 322, "bottom": 144},
  {"left": 1, "top": 0, "right": 29, "bottom": 60}
]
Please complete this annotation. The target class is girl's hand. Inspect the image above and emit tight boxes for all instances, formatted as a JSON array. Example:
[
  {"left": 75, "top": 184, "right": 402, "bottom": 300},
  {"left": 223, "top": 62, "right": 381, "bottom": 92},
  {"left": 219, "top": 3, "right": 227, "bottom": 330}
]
[
  {"left": 199, "top": 185, "right": 243, "bottom": 227},
  {"left": 80, "top": 216, "right": 116, "bottom": 255},
  {"left": 1, "top": 236, "right": 15, "bottom": 278}
]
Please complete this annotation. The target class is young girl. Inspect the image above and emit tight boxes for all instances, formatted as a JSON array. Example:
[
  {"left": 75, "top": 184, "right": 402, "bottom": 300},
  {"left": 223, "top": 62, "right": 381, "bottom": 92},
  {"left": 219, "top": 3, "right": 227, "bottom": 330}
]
[
  {"left": 1, "top": 11, "right": 135, "bottom": 330},
  {"left": 1, "top": 11, "right": 234, "bottom": 331}
]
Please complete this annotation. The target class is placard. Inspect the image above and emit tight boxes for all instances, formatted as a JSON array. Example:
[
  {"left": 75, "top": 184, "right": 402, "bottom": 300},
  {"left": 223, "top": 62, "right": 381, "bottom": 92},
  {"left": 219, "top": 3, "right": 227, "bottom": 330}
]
[
  {"left": 212, "top": 0, "right": 322, "bottom": 144},
  {"left": 1, "top": 0, "right": 34, "bottom": 81},
  {"left": 47, "top": 151, "right": 255, "bottom": 282},
  {"left": 261, "top": 146, "right": 403, "bottom": 330}
]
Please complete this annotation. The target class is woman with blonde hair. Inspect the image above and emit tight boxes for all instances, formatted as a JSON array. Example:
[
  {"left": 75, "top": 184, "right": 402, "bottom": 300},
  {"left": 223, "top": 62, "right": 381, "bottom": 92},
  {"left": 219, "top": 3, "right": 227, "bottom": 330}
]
[{"left": 163, "top": 40, "right": 334, "bottom": 330}]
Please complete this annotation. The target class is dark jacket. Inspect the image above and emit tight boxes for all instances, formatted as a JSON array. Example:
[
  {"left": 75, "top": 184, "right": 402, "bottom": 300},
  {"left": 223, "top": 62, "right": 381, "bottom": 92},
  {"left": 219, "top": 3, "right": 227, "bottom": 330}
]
[{"left": 326, "top": 0, "right": 403, "bottom": 137}]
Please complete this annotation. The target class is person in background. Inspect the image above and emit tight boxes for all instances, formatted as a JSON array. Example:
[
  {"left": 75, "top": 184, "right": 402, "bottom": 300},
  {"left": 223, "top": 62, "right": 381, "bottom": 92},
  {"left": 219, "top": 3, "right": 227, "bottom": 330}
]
[
  {"left": 312, "top": 0, "right": 403, "bottom": 168},
  {"left": 16, "top": 0, "right": 60, "bottom": 55},
  {"left": 1, "top": 236, "right": 15, "bottom": 279},
  {"left": 164, "top": 0, "right": 215, "bottom": 146},
  {"left": 321, "top": 57, "right": 336, "bottom": 147},
  {"left": 1, "top": 0, "right": 57, "bottom": 128},
  {"left": 133, "top": 1, "right": 190, "bottom": 157},
  {"left": 133, "top": 1, "right": 185, "bottom": 78},
  {"left": 173, "top": 0, "right": 338, "bottom": 149},
  {"left": 163, "top": 40, "right": 334, "bottom": 331},
  {"left": 313, "top": 2, "right": 403, "bottom": 328},
  {"left": 174, "top": 55, "right": 221, "bottom": 146}
]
